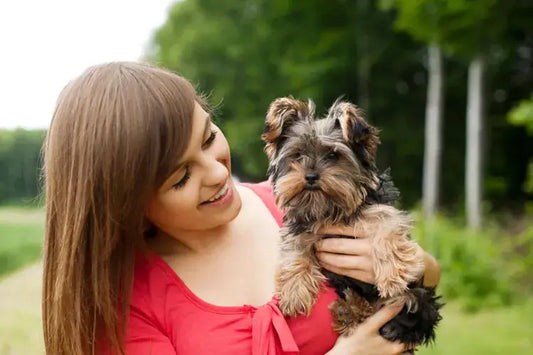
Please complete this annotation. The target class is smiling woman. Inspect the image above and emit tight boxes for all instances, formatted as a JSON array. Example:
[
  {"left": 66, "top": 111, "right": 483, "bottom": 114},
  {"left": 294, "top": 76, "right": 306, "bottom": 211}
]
[{"left": 42, "top": 62, "right": 439, "bottom": 355}]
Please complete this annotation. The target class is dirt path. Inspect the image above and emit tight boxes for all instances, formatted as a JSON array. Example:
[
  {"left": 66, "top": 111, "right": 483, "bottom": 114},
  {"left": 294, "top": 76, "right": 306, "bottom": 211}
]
[{"left": 0, "top": 262, "right": 44, "bottom": 354}]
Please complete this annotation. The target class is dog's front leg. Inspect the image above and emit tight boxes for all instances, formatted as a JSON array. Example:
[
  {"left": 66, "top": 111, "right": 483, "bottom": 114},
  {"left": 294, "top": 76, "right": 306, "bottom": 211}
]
[
  {"left": 359, "top": 205, "right": 425, "bottom": 298},
  {"left": 276, "top": 232, "right": 325, "bottom": 316},
  {"left": 330, "top": 289, "right": 375, "bottom": 336}
]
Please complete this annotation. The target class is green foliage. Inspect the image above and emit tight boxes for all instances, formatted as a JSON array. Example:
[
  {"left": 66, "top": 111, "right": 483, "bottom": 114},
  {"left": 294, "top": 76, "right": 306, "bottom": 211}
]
[
  {"left": 0, "top": 224, "right": 43, "bottom": 278},
  {"left": 0, "top": 206, "right": 44, "bottom": 278},
  {"left": 508, "top": 95, "right": 533, "bottom": 135},
  {"left": 412, "top": 213, "right": 532, "bottom": 311},
  {"left": 150, "top": 0, "right": 532, "bottom": 210},
  {"left": 382, "top": 0, "right": 517, "bottom": 58},
  {"left": 417, "top": 301, "right": 533, "bottom": 355},
  {"left": 507, "top": 96, "right": 533, "bottom": 195},
  {"left": 501, "top": 224, "right": 533, "bottom": 295},
  {"left": 0, "top": 129, "right": 46, "bottom": 204}
]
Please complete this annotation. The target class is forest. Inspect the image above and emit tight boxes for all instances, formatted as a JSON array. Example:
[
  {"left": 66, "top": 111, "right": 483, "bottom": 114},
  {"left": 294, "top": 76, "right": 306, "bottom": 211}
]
[{"left": 1, "top": 0, "right": 532, "bottom": 305}]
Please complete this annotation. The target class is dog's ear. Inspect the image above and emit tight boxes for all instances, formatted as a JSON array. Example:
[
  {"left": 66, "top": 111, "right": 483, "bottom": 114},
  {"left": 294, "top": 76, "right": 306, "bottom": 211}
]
[
  {"left": 262, "top": 96, "right": 314, "bottom": 159},
  {"left": 328, "top": 100, "right": 380, "bottom": 167}
]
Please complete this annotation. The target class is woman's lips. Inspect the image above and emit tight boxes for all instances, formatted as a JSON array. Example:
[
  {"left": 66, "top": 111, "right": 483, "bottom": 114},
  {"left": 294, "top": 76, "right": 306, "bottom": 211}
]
[{"left": 201, "top": 181, "right": 233, "bottom": 207}]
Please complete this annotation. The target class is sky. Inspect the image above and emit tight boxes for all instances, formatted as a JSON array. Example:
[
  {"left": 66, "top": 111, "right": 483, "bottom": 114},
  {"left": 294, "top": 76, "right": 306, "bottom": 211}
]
[{"left": 0, "top": 0, "right": 177, "bottom": 129}]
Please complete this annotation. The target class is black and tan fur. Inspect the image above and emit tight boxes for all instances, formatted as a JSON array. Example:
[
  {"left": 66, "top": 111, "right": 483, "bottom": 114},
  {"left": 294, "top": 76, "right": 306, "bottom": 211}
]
[{"left": 262, "top": 96, "right": 442, "bottom": 350}]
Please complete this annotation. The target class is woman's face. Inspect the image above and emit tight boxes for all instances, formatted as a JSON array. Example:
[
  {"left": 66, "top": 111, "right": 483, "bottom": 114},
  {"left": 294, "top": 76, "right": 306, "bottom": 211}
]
[{"left": 146, "top": 102, "right": 242, "bottom": 235}]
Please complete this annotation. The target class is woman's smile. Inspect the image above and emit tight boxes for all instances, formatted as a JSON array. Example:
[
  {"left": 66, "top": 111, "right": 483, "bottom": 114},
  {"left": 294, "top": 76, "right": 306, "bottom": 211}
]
[
  {"left": 201, "top": 181, "right": 233, "bottom": 207},
  {"left": 201, "top": 180, "right": 234, "bottom": 207}
]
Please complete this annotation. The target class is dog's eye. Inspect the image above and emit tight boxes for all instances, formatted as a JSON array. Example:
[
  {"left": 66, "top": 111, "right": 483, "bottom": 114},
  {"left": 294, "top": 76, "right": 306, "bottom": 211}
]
[
  {"left": 326, "top": 151, "right": 339, "bottom": 161},
  {"left": 292, "top": 152, "right": 303, "bottom": 161}
]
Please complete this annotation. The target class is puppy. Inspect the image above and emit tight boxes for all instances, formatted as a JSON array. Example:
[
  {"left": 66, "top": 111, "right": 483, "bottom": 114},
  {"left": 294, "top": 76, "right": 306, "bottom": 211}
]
[{"left": 262, "top": 97, "right": 442, "bottom": 350}]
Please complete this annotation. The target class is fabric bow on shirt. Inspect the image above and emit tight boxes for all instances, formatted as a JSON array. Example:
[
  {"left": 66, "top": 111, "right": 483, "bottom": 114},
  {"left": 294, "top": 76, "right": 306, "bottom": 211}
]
[{"left": 251, "top": 297, "right": 300, "bottom": 355}]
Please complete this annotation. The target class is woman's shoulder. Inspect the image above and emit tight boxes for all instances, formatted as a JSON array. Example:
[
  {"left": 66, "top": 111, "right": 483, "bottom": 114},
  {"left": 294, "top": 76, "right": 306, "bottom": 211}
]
[
  {"left": 239, "top": 180, "right": 283, "bottom": 227},
  {"left": 239, "top": 180, "right": 273, "bottom": 198},
  {"left": 130, "top": 252, "right": 180, "bottom": 317}
]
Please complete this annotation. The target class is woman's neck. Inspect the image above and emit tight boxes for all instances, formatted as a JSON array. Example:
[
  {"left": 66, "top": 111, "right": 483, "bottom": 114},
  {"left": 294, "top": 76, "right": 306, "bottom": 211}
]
[
  {"left": 147, "top": 185, "right": 252, "bottom": 257},
  {"left": 148, "top": 222, "right": 237, "bottom": 256}
]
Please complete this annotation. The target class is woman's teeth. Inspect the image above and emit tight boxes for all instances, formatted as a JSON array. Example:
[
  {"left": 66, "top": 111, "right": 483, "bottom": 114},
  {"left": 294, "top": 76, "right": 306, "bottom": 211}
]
[{"left": 207, "top": 183, "right": 229, "bottom": 202}]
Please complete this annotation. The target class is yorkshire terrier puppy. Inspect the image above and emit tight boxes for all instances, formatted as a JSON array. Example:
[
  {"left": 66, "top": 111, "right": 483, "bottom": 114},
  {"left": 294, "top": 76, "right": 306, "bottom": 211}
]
[{"left": 262, "top": 97, "right": 442, "bottom": 350}]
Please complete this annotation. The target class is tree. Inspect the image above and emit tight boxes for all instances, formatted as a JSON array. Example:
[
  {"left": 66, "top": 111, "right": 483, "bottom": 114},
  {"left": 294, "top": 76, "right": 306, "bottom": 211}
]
[
  {"left": 465, "top": 55, "right": 484, "bottom": 228},
  {"left": 151, "top": 0, "right": 421, "bottom": 183},
  {"left": 445, "top": 0, "right": 513, "bottom": 228},
  {"left": 149, "top": 0, "right": 532, "bottom": 213},
  {"left": 385, "top": 0, "right": 521, "bottom": 227},
  {"left": 423, "top": 45, "right": 444, "bottom": 219},
  {"left": 0, "top": 129, "right": 45, "bottom": 204},
  {"left": 381, "top": 0, "right": 446, "bottom": 219}
]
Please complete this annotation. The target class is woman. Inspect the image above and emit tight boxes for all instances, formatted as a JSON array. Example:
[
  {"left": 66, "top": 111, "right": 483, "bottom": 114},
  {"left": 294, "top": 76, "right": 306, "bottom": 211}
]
[{"left": 42, "top": 62, "right": 440, "bottom": 355}]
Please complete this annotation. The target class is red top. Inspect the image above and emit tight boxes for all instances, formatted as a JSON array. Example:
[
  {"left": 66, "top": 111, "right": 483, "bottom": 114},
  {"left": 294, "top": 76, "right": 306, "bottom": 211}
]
[{"left": 121, "top": 182, "right": 338, "bottom": 354}]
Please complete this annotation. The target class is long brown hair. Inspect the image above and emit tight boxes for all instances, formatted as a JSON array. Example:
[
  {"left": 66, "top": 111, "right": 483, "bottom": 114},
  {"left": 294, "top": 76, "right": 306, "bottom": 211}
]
[{"left": 42, "top": 62, "right": 199, "bottom": 354}]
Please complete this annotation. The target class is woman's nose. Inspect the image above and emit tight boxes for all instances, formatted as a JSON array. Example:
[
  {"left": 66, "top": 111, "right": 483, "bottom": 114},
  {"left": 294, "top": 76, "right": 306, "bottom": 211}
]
[{"left": 201, "top": 154, "right": 228, "bottom": 186}]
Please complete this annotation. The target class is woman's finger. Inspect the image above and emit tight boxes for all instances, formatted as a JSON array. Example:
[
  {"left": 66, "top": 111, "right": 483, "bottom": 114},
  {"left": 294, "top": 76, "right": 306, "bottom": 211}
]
[
  {"left": 315, "top": 237, "right": 371, "bottom": 255},
  {"left": 319, "top": 262, "right": 374, "bottom": 283},
  {"left": 388, "top": 341, "right": 407, "bottom": 355},
  {"left": 317, "top": 224, "right": 360, "bottom": 237},
  {"left": 316, "top": 252, "right": 371, "bottom": 271}
]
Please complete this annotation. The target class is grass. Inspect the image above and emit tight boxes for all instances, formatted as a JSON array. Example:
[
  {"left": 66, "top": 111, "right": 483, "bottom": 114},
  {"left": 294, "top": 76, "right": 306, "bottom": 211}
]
[
  {"left": 0, "top": 206, "right": 44, "bottom": 354},
  {"left": 0, "top": 262, "right": 43, "bottom": 355},
  {"left": 418, "top": 301, "right": 533, "bottom": 354},
  {"left": 0, "top": 207, "right": 44, "bottom": 278}
]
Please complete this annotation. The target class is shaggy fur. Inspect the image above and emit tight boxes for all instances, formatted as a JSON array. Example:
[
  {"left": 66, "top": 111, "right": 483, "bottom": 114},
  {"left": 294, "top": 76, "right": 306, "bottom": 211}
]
[{"left": 262, "top": 96, "right": 442, "bottom": 350}]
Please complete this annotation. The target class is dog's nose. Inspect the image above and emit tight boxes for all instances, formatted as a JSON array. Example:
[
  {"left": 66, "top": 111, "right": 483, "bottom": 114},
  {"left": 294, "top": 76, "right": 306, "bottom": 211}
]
[{"left": 305, "top": 173, "right": 320, "bottom": 185}]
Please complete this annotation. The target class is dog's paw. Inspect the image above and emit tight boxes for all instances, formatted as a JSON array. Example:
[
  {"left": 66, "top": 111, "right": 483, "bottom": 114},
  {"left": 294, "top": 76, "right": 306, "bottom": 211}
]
[
  {"left": 358, "top": 205, "right": 423, "bottom": 298},
  {"left": 278, "top": 293, "right": 314, "bottom": 317},
  {"left": 374, "top": 239, "right": 425, "bottom": 298},
  {"left": 331, "top": 297, "right": 357, "bottom": 335},
  {"left": 376, "top": 277, "right": 409, "bottom": 299},
  {"left": 330, "top": 289, "right": 374, "bottom": 335}
]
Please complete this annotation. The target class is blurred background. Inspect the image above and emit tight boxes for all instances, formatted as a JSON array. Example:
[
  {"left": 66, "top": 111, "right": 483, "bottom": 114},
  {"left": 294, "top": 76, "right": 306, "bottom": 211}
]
[{"left": 0, "top": 0, "right": 532, "bottom": 354}]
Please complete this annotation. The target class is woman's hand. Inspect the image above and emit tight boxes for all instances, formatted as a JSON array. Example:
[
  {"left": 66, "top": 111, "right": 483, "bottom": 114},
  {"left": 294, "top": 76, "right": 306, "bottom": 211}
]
[
  {"left": 326, "top": 303, "right": 407, "bottom": 355},
  {"left": 315, "top": 224, "right": 376, "bottom": 284},
  {"left": 315, "top": 224, "right": 440, "bottom": 287}
]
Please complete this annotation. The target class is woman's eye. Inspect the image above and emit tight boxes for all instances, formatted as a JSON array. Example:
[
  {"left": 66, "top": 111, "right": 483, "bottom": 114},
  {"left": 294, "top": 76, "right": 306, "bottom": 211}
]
[
  {"left": 172, "top": 167, "right": 190, "bottom": 189},
  {"left": 327, "top": 151, "right": 339, "bottom": 161},
  {"left": 202, "top": 130, "right": 217, "bottom": 148},
  {"left": 171, "top": 129, "right": 216, "bottom": 190}
]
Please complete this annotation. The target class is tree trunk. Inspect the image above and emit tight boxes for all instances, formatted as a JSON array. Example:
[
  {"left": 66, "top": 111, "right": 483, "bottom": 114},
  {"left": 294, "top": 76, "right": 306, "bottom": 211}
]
[
  {"left": 356, "top": 0, "right": 370, "bottom": 115},
  {"left": 422, "top": 44, "right": 444, "bottom": 219},
  {"left": 466, "top": 56, "right": 485, "bottom": 229}
]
